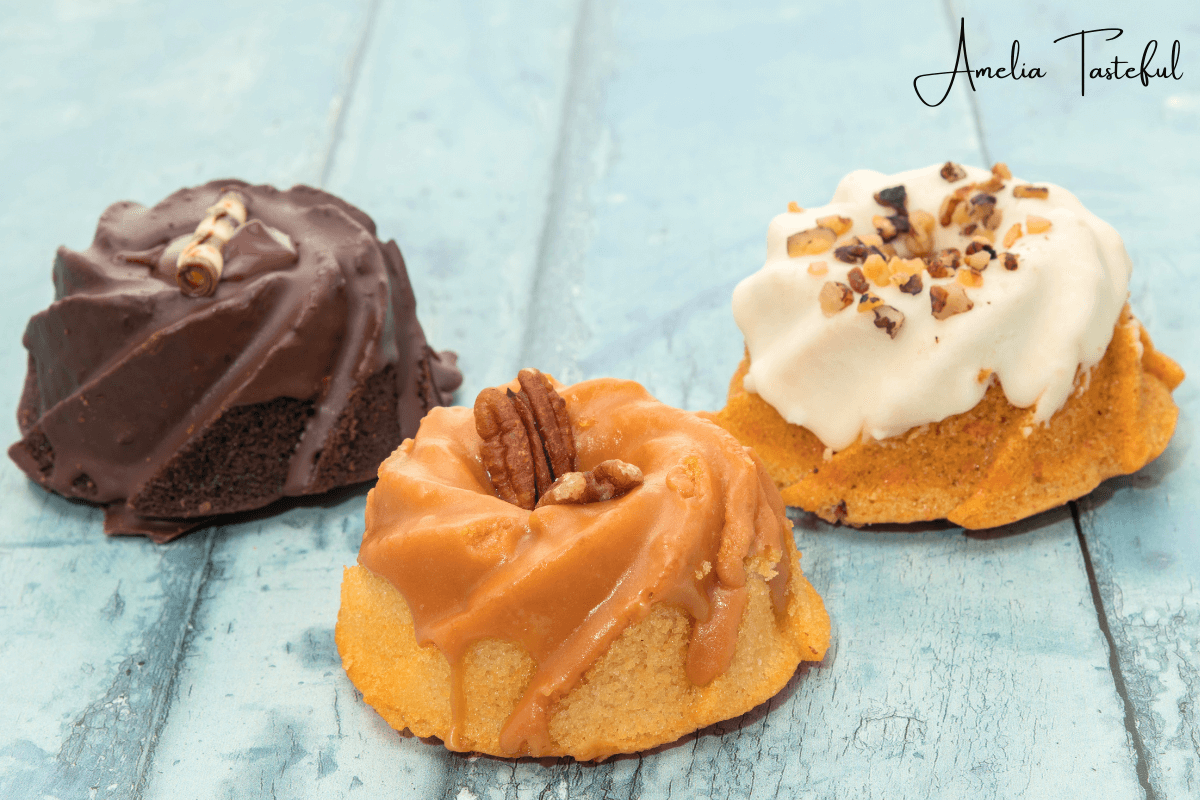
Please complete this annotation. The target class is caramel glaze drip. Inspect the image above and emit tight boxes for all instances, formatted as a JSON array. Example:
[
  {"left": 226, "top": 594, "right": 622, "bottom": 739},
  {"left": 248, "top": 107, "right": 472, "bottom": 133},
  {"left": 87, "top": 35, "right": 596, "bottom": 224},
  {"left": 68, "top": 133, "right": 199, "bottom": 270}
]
[{"left": 358, "top": 378, "right": 792, "bottom": 756}]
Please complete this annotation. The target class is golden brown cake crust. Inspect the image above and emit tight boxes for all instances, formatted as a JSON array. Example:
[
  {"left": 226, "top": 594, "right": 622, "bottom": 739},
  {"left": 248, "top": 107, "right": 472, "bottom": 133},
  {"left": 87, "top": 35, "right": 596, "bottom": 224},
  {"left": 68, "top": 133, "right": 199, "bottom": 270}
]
[
  {"left": 710, "top": 305, "right": 1183, "bottom": 529},
  {"left": 336, "top": 534, "right": 829, "bottom": 761}
]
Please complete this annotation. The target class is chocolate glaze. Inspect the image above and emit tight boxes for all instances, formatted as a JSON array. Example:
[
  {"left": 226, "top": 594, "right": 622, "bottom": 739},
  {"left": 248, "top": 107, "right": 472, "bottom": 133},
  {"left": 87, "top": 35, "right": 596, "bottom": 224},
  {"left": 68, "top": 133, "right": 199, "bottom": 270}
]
[{"left": 9, "top": 180, "right": 461, "bottom": 540}]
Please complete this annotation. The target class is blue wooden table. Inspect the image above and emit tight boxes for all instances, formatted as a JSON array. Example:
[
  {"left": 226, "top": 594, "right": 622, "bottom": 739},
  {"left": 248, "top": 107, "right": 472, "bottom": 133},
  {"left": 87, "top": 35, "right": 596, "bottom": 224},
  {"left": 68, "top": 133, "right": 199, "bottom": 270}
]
[{"left": 1, "top": 2, "right": 1196, "bottom": 798}]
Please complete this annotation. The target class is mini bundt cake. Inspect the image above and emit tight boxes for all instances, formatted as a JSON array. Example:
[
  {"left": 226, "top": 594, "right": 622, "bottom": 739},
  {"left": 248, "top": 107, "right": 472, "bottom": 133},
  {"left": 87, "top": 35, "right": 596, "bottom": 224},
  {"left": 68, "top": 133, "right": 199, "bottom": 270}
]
[
  {"left": 337, "top": 370, "right": 830, "bottom": 759},
  {"left": 10, "top": 180, "right": 461, "bottom": 541},
  {"left": 713, "top": 162, "right": 1183, "bottom": 529}
]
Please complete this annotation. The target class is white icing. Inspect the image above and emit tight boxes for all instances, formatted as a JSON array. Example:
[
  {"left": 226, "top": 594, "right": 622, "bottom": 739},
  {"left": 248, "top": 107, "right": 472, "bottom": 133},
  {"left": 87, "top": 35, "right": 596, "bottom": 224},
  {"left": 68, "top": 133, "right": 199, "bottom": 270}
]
[{"left": 732, "top": 164, "right": 1130, "bottom": 450}]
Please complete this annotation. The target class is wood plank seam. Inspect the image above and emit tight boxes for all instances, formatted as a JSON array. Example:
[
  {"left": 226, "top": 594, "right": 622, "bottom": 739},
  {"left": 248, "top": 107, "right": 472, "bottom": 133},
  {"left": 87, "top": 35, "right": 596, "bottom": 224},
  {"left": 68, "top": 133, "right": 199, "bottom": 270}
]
[
  {"left": 516, "top": 0, "right": 608, "bottom": 378},
  {"left": 130, "top": 531, "right": 219, "bottom": 799},
  {"left": 1072, "top": 500, "right": 1157, "bottom": 800},
  {"left": 318, "top": 0, "right": 383, "bottom": 187},
  {"left": 940, "top": 0, "right": 993, "bottom": 166}
]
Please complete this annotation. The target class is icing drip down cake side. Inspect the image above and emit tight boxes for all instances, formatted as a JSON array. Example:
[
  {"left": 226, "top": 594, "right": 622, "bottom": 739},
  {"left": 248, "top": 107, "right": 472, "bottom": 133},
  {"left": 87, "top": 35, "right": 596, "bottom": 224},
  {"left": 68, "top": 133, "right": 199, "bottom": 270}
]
[
  {"left": 9, "top": 181, "right": 462, "bottom": 541},
  {"left": 713, "top": 162, "right": 1184, "bottom": 529}
]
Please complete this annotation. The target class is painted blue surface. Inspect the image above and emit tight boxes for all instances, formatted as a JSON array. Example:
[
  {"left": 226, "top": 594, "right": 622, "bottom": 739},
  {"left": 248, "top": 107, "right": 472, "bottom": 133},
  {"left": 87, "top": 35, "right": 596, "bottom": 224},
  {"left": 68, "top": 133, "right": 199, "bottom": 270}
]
[{"left": 0, "top": 1, "right": 1195, "bottom": 798}]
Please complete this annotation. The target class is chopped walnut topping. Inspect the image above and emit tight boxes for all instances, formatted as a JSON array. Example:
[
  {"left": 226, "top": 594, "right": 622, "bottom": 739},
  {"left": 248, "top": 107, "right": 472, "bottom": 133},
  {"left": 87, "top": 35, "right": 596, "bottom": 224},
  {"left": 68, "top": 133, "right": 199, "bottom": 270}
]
[
  {"left": 984, "top": 208, "right": 1003, "bottom": 230},
  {"left": 927, "top": 247, "right": 962, "bottom": 278},
  {"left": 964, "top": 251, "right": 990, "bottom": 270},
  {"left": 1026, "top": 215, "right": 1052, "bottom": 234},
  {"left": 858, "top": 233, "right": 885, "bottom": 247},
  {"left": 834, "top": 243, "right": 868, "bottom": 264},
  {"left": 787, "top": 201, "right": 803, "bottom": 213},
  {"left": 957, "top": 266, "right": 985, "bottom": 286},
  {"left": 889, "top": 256, "right": 924, "bottom": 280},
  {"left": 872, "top": 215, "right": 899, "bottom": 242},
  {"left": 1013, "top": 185, "right": 1049, "bottom": 199},
  {"left": 1002, "top": 223, "right": 1023, "bottom": 248},
  {"left": 857, "top": 292, "right": 884, "bottom": 312},
  {"left": 1003, "top": 252, "right": 1020, "bottom": 270},
  {"left": 991, "top": 162, "right": 1012, "bottom": 180},
  {"left": 941, "top": 161, "right": 968, "bottom": 182},
  {"left": 977, "top": 176, "right": 1005, "bottom": 194},
  {"left": 971, "top": 227, "right": 995, "bottom": 243},
  {"left": 846, "top": 267, "right": 869, "bottom": 294},
  {"left": 930, "top": 283, "right": 973, "bottom": 319},
  {"left": 863, "top": 253, "right": 890, "bottom": 287},
  {"left": 537, "top": 459, "right": 644, "bottom": 507},
  {"left": 874, "top": 185, "right": 908, "bottom": 214},
  {"left": 817, "top": 215, "right": 853, "bottom": 236},
  {"left": 910, "top": 209, "right": 935, "bottom": 234},
  {"left": 899, "top": 209, "right": 936, "bottom": 256},
  {"left": 819, "top": 281, "right": 853, "bottom": 315},
  {"left": 964, "top": 239, "right": 996, "bottom": 260},
  {"left": 968, "top": 192, "right": 997, "bottom": 220},
  {"left": 807, "top": 260, "right": 828, "bottom": 276},
  {"left": 938, "top": 194, "right": 960, "bottom": 227},
  {"left": 951, "top": 201, "right": 972, "bottom": 227},
  {"left": 873, "top": 305, "right": 905, "bottom": 338},
  {"left": 899, "top": 273, "right": 923, "bottom": 294},
  {"left": 787, "top": 226, "right": 836, "bottom": 256}
]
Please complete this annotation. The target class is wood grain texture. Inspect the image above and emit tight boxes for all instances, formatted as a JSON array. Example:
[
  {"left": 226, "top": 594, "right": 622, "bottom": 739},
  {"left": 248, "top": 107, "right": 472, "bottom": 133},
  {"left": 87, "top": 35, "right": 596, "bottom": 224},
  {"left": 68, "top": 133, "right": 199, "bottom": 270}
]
[
  {"left": 963, "top": 3, "right": 1200, "bottom": 795},
  {"left": 1, "top": 0, "right": 1196, "bottom": 797},
  {"left": 0, "top": 1, "right": 373, "bottom": 798}
]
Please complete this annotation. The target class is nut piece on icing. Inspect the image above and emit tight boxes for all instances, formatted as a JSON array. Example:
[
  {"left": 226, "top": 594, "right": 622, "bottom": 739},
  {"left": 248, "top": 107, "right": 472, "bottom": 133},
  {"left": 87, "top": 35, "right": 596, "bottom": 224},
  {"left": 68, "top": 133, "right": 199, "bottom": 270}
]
[
  {"left": 819, "top": 281, "right": 854, "bottom": 316},
  {"left": 1013, "top": 185, "right": 1050, "bottom": 199},
  {"left": 536, "top": 459, "right": 645, "bottom": 507},
  {"left": 926, "top": 247, "right": 962, "bottom": 278},
  {"left": 846, "top": 267, "right": 870, "bottom": 294},
  {"left": 940, "top": 161, "right": 968, "bottom": 182},
  {"left": 475, "top": 369, "right": 577, "bottom": 509},
  {"left": 816, "top": 215, "right": 853, "bottom": 236},
  {"left": 873, "top": 305, "right": 905, "bottom": 338},
  {"left": 787, "top": 226, "right": 836, "bottom": 257},
  {"left": 930, "top": 283, "right": 974, "bottom": 319},
  {"left": 857, "top": 292, "right": 884, "bottom": 313},
  {"left": 475, "top": 387, "right": 540, "bottom": 510},
  {"left": 1027, "top": 215, "right": 1052, "bottom": 234}
]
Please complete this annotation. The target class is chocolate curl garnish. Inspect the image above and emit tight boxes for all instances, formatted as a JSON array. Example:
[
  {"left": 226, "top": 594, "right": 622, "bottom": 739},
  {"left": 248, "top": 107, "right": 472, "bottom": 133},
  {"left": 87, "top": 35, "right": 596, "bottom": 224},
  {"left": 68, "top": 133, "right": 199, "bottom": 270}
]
[{"left": 176, "top": 190, "right": 249, "bottom": 297}]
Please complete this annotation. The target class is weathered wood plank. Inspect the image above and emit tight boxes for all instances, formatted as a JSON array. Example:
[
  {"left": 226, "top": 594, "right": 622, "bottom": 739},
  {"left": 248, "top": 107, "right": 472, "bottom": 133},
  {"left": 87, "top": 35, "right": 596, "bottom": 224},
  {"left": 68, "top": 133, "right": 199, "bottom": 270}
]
[
  {"left": 139, "top": 0, "right": 583, "bottom": 796},
  {"left": 0, "top": 1, "right": 375, "bottom": 797},
  {"left": 322, "top": 0, "right": 586, "bottom": 397},
  {"left": 964, "top": 4, "right": 1200, "bottom": 795},
  {"left": 479, "top": 0, "right": 1142, "bottom": 795}
]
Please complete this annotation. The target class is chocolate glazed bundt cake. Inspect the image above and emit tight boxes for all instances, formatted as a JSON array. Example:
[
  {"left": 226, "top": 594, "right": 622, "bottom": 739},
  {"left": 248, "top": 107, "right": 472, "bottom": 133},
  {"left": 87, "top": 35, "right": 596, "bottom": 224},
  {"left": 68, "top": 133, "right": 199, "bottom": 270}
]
[{"left": 9, "top": 180, "right": 462, "bottom": 541}]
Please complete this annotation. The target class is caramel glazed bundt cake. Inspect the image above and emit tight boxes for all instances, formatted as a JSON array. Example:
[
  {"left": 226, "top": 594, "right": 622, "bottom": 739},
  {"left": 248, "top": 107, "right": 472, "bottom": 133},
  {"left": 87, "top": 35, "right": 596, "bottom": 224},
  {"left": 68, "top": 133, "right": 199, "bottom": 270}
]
[
  {"left": 714, "top": 162, "right": 1184, "bottom": 529},
  {"left": 9, "top": 180, "right": 461, "bottom": 541},
  {"left": 337, "top": 369, "right": 830, "bottom": 760}
]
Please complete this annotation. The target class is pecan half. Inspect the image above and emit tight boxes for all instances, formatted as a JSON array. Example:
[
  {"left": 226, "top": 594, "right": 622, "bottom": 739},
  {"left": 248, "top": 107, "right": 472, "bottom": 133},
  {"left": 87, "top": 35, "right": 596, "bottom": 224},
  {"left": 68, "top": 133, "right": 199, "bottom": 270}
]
[
  {"left": 474, "top": 368, "right": 578, "bottom": 509},
  {"left": 475, "top": 387, "right": 539, "bottom": 509},
  {"left": 537, "top": 459, "right": 644, "bottom": 507},
  {"left": 508, "top": 388, "right": 554, "bottom": 499},
  {"left": 517, "top": 368, "right": 576, "bottom": 478}
]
